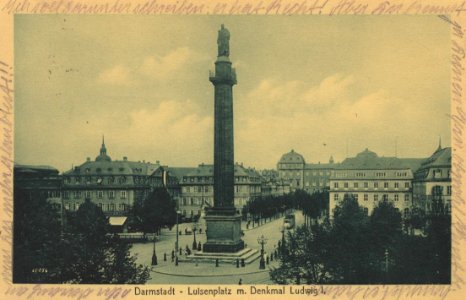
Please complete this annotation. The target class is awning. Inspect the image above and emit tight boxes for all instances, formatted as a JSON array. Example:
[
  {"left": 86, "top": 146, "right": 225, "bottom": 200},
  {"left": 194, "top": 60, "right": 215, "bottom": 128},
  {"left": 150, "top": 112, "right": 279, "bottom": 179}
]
[{"left": 109, "top": 216, "right": 127, "bottom": 226}]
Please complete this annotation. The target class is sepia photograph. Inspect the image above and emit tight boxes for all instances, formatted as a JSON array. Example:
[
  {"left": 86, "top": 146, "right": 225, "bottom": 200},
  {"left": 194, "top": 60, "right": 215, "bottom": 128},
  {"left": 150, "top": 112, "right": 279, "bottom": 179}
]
[{"left": 12, "top": 14, "right": 451, "bottom": 286}]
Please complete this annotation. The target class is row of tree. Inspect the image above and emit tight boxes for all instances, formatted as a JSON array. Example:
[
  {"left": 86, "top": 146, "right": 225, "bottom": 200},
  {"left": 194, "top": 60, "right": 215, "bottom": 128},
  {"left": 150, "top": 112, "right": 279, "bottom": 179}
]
[
  {"left": 242, "top": 189, "right": 329, "bottom": 222},
  {"left": 13, "top": 187, "right": 152, "bottom": 283},
  {"left": 271, "top": 194, "right": 451, "bottom": 284}
]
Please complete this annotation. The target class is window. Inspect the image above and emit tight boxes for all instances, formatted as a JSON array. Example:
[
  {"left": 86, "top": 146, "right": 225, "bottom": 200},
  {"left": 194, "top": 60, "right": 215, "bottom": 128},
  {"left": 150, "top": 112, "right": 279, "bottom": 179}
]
[
  {"left": 352, "top": 194, "right": 358, "bottom": 201},
  {"left": 334, "top": 194, "right": 339, "bottom": 201},
  {"left": 364, "top": 194, "right": 368, "bottom": 201},
  {"left": 384, "top": 182, "right": 389, "bottom": 188},
  {"left": 98, "top": 191, "right": 103, "bottom": 199},
  {"left": 121, "top": 191, "right": 127, "bottom": 199},
  {"left": 404, "top": 194, "right": 410, "bottom": 201},
  {"left": 447, "top": 186, "right": 452, "bottom": 195},
  {"left": 63, "top": 191, "right": 69, "bottom": 199},
  {"left": 383, "top": 194, "right": 388, "bottom": 201},
  {"left": 374, "top": 194, "right": 379, "bottom": 201},
  {"left": 109, "top": 204, "right": 115, "bottom": 211},
  {"left": 364, "top": 182, "right": 368, "bottom": 188},
  {"left": 334, "top": 182, "right": 339, "bottom": 188},
  {"left": 394, "top": 182, "right": 399, "bottom": 188},
  {"left": 74, "top": 191, "right": 81, "bottom": 199},
  {"left": 404, "top": 208, "right": 410, "bottom": 218},
  {"left": 109, "top": 191, "right": 115, "bottom": 199},
  {"left": 98, "top": 203, "right": 102, "bottom": 209},
  {"left": 394, "top": 194, "right": 399, "bottom": 201},
  {"left": 354, "top": 182, "right": 358, "bottom": 188},
  {"left": 374, "top": 182, "right": 379, "bottom": 188},
  {"left": 85, "top": 190, "right": 91, "bottom": 198},
  {"left": 75, "top": 177, "right": 81, "bottom": 184},
  {"left": 405, "top": 182, "right": 410, "bottom": 188},
  {"left": 205, "top": 186, "right": 209, "bottom": 192},
  {"left": 344, "top": 182, "right": 348, "bottom": 188},
  {"left": 197, "top": 186, "right": 202, "bottom": 193}
]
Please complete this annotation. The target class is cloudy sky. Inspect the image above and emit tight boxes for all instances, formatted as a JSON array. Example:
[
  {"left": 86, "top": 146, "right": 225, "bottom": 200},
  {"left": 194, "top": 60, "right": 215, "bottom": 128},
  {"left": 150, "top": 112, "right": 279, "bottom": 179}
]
[{"left": 15, "top": 15, "right": 451, "bottom": 172}]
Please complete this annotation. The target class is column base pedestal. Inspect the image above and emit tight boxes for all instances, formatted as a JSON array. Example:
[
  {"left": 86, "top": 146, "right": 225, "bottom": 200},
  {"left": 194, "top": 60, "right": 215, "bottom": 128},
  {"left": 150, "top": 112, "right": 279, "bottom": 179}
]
[{"left": 203, "top": 208, "right": 244, "bottom": 253}]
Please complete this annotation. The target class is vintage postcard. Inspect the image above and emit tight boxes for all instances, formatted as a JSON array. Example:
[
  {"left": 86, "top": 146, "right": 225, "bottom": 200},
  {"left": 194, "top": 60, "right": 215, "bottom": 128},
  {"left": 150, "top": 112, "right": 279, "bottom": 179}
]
[{"left": 1, "top": 0, "right": 466, "bottom": 299}]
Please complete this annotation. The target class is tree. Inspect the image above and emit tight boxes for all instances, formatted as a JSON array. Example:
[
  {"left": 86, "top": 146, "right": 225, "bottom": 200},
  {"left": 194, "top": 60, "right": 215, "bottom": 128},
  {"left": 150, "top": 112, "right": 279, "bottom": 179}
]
[
  {"left": 369, "top": 199, "right": 402, "bottom": 283},
  {"left": 13, "top": 188, "right": 64, "bottom": 283},
  {"left": 133, "top": 187, "right": 177, "bottom": 234},
  {"left": 271, "top": 223, "right": 331, "bottom": 284},
  {"left": 327, "top": 194, "right": 372, "bottom": 283},
  {"left": 64, "top": 198, "right": 150, "bottom": 283}
]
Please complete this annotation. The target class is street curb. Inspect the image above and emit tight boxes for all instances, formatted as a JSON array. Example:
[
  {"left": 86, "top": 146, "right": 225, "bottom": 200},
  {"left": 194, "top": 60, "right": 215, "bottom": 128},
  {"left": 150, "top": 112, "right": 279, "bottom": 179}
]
[{"left": 150, "top": 268, "right": 272, "bottom": 277}]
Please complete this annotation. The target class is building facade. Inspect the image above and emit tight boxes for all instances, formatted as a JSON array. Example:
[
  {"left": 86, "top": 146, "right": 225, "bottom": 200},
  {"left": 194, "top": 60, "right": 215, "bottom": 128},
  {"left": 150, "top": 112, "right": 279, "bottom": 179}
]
[
  {"left": 177, "top": 163, "right": 262, "bottom": 219},
  {"left": 277, "top": 149, "right": 336, "bottom": 193},
  {"left": 413, "top": 145, "right": 452, "bottom": 214},
  {"left": 14, "top": 164, "right": 63, "bottom": 206},
  {"left": 62, "top": 138, "right": 162, "bottom": 216},
  {"left": 329, "top": 148, "right": 424, "bottom": 218}
]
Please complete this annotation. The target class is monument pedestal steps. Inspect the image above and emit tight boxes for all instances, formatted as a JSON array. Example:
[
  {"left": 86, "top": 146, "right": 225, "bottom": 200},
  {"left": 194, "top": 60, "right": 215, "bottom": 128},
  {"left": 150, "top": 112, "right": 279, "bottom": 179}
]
[{"left": 183, "top": 247, "right": 261, "bottom": 265}]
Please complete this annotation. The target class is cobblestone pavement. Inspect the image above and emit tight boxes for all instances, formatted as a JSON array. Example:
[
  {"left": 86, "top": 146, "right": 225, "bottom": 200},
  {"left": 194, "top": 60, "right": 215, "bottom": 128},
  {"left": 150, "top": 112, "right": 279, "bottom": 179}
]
[{"left": 129, "top": 211, "right": 304, "bottom": 284}]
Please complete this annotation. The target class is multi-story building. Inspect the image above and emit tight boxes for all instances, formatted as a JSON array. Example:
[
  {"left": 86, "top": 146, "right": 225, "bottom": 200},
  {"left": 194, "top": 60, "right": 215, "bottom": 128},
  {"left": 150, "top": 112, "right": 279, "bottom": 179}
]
[
  {"left": 277, "top": 149, "right": 336, "bottom": 193},
  {"left": 329, "top": 148, "right": 424, "bottom": 218},
  {"left": 177, "top": 163, "right": 262, "bottom": 219},
  {"left": 413, "top": 145, "right": 452, "bottom": 214},
  {"left": 62, "top": 138, "right": 162, "bottom": 216},
  {"left": 14, "top": 164, "right": 62, "bottom": 206},
  {"left": 260, "top": 169, "right": 292, "bottom": 197}
]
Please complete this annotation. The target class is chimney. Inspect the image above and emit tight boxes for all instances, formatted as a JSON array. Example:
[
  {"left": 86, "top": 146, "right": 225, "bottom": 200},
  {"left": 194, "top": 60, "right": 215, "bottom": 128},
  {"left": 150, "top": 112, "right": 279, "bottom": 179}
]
[
  {"left": 123, "top": 156, "right": 128, "bottom": 161},
  {"left": 86, "top": 157, "right": 90, "bottom": 162},
  {"left": 156, "top": 160, "right": 160, "bottom": 164}
]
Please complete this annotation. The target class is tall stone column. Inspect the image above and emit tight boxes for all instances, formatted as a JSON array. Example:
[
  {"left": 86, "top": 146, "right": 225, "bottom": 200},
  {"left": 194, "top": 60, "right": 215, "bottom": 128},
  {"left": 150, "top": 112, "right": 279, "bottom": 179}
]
[{"left": 203, "top": 25, "right": 244, "bottom": 253}]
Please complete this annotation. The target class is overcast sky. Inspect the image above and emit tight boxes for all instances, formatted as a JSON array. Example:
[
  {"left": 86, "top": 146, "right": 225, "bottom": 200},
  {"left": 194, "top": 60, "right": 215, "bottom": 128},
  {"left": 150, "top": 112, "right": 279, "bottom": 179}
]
[{"left": 15, "top": 15, "right": 451, "bottom": 173}]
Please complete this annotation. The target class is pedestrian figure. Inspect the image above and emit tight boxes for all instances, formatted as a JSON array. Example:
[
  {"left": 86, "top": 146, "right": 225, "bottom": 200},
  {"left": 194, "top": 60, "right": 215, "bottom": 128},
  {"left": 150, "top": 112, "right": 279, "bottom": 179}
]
[
  {"left": 171, "top": 255, "right": 174, "bottom": 262},
  {"left": 266, "top": 255, "right": 269, "bottom": 265},
  {"left": 175, "top": 256, "right": 179, "bottom": 266},
  {"left": 271, "top": 253, "right": 274, "bottom": 261},
  {"left": 198, "top": 241, "right": 202, "bottom": 251},
  {"left": 238, "top": 278, "right": 242, "bottom": 285},
  {"left": 215, "top": 258, "right": 219, "bottom": 267},
  {"left": 199, "top": 228, "right": 202, "bottom": 234},
  {"left": 236, "top": 259, "right": 240, "bottom": 268},
  {"left": 179, "top": 247, "right": 182, "bottom": 255},
  {"left": 171, "top": 250, "right": 175, "bottom": 260},
  {"left": 164, "top": 253, "right": 167, "bottom": 261},
  {"left": 241, "top": 258, "right": 245, "bottom": 267}
]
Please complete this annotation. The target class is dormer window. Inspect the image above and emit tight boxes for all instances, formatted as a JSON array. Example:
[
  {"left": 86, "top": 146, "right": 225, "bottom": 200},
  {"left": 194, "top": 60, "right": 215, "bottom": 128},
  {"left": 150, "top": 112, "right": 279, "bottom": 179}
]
[{"left": 433, "top": 169, "right": 442, "bottom": 179}]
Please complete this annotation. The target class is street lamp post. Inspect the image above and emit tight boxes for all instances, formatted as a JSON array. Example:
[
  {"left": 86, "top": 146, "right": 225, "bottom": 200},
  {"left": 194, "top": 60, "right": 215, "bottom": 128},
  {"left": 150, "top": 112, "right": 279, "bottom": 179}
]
[
  {"left": 151, "top": 230, "right": 158, "bottom": 266},
  {"left": 192, "top": 222, "right": 197, "bottom": 250},
  {"left": 385, "top": 248, "right": 389, "bottom": 282},
  {"left": 280, "top": 226, "right": 286, "bottom": 255},
  {"left": 257, "top": 234, "right": 268, "bottom": 270},
  {"left": 175, "top": 210, "right": 181, "bottom": 263}
]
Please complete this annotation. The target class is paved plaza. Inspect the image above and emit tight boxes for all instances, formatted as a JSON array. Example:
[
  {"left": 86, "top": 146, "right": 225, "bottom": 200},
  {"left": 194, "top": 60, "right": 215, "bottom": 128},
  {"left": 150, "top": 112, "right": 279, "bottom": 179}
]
[{"left": 130, "top": 211, "right": 304, "bottom": 284}]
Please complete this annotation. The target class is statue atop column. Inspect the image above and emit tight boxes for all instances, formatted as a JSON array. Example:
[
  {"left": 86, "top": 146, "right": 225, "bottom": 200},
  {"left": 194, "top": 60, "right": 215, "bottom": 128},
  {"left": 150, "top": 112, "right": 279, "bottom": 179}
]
[{"left": 217, "top": 24, "right": 230, "bottom": 57}]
